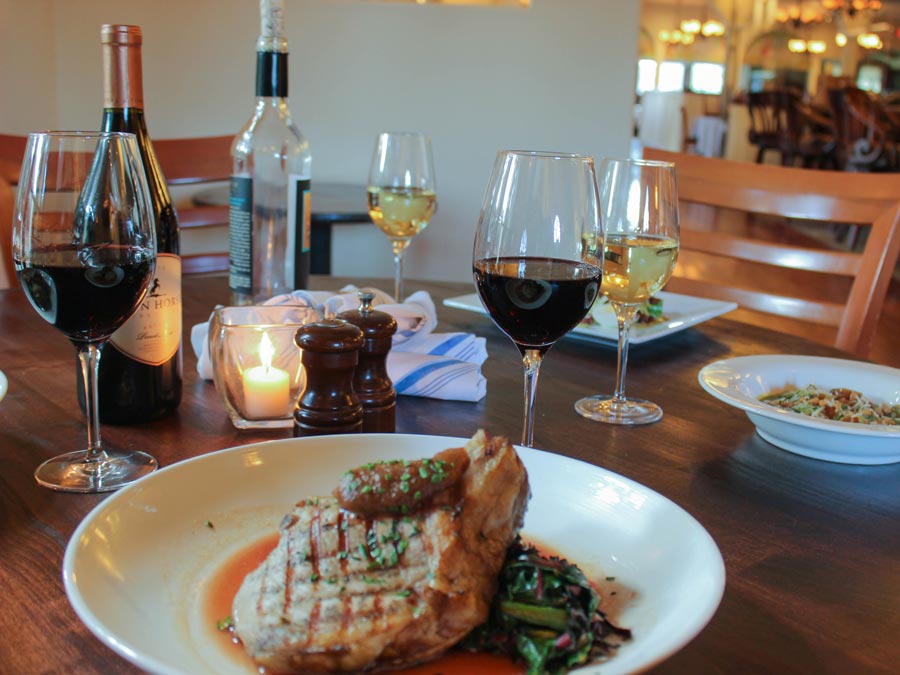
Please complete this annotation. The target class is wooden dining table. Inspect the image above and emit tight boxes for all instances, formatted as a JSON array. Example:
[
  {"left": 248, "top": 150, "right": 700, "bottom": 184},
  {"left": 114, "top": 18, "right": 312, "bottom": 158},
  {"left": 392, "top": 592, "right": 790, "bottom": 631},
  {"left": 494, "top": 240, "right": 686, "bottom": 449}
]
[{"left": 1, "top": 273, "right": 898, "bottom": 674}]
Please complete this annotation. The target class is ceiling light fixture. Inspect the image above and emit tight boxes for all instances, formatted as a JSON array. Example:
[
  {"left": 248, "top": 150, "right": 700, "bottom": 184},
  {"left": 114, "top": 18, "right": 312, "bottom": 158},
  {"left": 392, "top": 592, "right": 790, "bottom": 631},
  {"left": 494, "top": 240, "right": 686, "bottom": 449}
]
[{"left": 857, "top": 31, "right": 883, "bottom": 48}]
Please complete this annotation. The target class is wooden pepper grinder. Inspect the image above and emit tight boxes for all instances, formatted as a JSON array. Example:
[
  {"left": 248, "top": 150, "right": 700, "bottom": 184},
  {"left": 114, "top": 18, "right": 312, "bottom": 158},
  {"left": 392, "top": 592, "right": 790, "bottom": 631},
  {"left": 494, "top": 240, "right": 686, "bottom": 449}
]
[
  {"left": 293, "top": 319, "right": 364, "bottom": 437},
  {"left": 337, "top": 291, "right": 398, "bottom": 432}
]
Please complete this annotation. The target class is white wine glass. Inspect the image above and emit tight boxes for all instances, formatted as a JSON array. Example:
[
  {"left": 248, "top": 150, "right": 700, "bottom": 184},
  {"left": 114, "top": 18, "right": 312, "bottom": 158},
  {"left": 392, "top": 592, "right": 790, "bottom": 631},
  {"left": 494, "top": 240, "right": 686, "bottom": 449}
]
[
  {"left": 367, "top": 131, "right": 436, "bottom": 301},
  {"left": 575, "top": 157, "right": 679, "bottom": 425},
  {"left": 12, "top": 131, "right": 158, "bottom": 492},
  {"left": 474, "top": 150, "right": 603, "bottom": 447}
]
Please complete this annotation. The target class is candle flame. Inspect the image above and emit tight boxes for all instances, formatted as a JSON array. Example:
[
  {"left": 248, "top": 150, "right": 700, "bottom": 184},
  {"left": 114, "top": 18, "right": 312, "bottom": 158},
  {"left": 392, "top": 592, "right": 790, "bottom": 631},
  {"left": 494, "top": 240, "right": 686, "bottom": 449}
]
[{"left": 259, "top": 331, "right": 276, "bottom": 372}]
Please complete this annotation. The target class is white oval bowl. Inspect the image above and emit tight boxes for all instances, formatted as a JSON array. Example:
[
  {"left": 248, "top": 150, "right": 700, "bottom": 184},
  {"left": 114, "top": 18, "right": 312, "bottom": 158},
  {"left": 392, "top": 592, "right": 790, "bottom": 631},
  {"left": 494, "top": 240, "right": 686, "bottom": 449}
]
[{"left": 698, "top": 355, "right": 900, "bottom": 464}]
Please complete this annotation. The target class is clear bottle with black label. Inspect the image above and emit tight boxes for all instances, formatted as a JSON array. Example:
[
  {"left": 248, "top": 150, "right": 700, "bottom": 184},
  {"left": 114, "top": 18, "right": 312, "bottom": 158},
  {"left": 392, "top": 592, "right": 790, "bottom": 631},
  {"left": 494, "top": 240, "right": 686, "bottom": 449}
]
[
  {"left": 80, "top": 24, "right": 183, "bottom": 424},
  {"left": 229, "top": 0, "right": 312, "bottom": 305}
]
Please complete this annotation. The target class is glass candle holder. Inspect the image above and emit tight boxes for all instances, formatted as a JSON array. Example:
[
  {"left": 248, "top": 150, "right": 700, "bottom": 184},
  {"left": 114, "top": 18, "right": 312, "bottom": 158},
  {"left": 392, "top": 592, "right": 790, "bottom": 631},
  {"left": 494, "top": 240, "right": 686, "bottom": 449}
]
[{"left": 209, "top": 305, "right": 321, "bottom": 429}]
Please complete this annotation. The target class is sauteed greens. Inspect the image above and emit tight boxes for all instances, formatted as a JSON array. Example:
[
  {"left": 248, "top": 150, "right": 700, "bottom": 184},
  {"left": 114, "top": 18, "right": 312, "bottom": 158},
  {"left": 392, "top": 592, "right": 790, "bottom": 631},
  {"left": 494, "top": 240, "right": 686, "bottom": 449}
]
[{"left": 461, "top": 538, "right": 631, "bottom": 675}]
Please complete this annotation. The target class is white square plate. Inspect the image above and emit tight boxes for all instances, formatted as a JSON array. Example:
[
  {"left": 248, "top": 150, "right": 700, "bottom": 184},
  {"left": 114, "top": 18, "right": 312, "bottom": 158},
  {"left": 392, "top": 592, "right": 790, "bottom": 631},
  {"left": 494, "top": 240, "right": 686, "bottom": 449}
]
[{"left": 443, "top": 291, "right": 737, "bottom": 346}]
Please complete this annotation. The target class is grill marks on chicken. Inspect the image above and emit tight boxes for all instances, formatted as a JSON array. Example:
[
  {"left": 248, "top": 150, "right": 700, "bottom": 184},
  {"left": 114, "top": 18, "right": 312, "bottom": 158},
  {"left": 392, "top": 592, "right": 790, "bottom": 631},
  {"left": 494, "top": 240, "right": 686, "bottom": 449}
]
[{"left": 232, "top": 430, "right": 529, "bottom": 674}]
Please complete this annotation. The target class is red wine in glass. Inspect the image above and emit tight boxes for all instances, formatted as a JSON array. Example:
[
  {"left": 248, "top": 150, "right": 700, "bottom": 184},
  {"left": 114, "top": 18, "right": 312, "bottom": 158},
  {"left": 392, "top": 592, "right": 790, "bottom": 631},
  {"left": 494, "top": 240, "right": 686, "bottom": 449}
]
[
  {"left": 472, "top": 150, "right": 603, "bottom": 447},
  {"left": 473, "top": 257, "right": 599, "bottom": 353},
  {"left": 12, "top": 131, "right": 158, "bottom": 493},
  {"left": 18, "top": 245, "right": 154, "bottom": 343}
]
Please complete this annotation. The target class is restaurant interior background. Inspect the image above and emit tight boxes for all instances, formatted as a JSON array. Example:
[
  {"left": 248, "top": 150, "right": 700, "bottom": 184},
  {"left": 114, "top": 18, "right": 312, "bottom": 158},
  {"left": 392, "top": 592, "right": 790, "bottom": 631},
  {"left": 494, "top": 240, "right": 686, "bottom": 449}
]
[
  {"left": 2, "top": 0, "right": 900, "bottom": 285},
  {"left": 0, "top": 0, "right": 640, "bottom": 284}
]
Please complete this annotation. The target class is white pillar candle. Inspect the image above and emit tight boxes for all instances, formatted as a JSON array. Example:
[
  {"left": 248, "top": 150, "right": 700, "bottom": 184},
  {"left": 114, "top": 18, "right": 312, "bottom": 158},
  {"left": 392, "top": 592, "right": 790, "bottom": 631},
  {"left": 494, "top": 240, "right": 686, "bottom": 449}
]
[{"left": 242, "top": 331, "right": 290, "bottom": 418}]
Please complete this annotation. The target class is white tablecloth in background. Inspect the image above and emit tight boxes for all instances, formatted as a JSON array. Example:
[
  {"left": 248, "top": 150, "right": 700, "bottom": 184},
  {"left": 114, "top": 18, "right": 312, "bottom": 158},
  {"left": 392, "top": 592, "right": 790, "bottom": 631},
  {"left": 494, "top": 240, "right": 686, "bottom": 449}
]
[
  {"left": 691, "top": 115, "right": 727, "bottom": 157},
  {"left": 636, "top": 91, "right": 684, "bottom": 152}
]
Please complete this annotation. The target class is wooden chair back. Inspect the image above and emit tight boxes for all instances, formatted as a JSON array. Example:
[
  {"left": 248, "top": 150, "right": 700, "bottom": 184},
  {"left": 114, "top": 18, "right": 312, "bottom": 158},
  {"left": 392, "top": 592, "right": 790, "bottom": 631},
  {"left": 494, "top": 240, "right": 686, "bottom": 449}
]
[
  {"left": 827, "top": 86, "right": 898, "bottom": 172},
  {"left": 746, "top": 90, "right": 791, "bottom": 164},
  {"left": 0, "top": 134, "right": 28, "bottom": 288},
  {"left": 642, "top": 148, "right": 900, "bottom": 357},
  {"left": 0, "top": 133, "right": 235, "bottom": 279},
  {"left": 154, "top": 135, "right": 233, "bottom": 274}
]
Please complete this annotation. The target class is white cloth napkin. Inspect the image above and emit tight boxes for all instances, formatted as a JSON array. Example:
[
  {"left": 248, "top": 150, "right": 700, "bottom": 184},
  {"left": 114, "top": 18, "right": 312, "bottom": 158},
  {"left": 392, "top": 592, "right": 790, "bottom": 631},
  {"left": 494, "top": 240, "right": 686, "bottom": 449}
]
[{"left": 190, "top": 286, "right": 487, "bottom": 402}]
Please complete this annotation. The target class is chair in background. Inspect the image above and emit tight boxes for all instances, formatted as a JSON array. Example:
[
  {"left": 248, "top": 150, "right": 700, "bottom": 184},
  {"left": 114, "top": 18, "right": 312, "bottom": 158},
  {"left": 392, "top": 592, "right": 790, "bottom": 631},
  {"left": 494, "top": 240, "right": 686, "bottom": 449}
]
[
  {"left": 643, "top": 147, "right": 900, "bottom": 357},
  {"left": 746, "top": 90, "right": 790, "bottom": 164},
  {"left": 154, "top": 134, "right": 233, "bottom": 274},
  {"left": 0, "top": 134, "right": 28, "bottom": 289},
  {"left": 1, "top": 133, "right": 234, "bottom": 279},
  {"left": 828, "top": 86, "right": 898, "bottom": 172},
  {"left": 746, "top": 90, "right": 834, "bottom": 168}
]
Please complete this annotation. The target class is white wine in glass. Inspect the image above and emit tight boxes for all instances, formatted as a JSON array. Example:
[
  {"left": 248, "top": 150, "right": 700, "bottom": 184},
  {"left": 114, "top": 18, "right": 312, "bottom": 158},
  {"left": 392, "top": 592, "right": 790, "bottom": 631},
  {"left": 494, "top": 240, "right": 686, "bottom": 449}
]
[
  {"left": 367, "top": 132, "right": 436, "bottom": 301},
  {"left": 575, "top": 157, "right": 679, "bottom": 425}
]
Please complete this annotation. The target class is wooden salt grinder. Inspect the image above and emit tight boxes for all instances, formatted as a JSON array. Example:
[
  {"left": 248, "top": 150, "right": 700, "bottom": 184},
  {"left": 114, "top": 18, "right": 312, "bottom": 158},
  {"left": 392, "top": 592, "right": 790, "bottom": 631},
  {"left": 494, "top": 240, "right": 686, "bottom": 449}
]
[
  {"left": 293, "top": 319, "right": 364, "bottom": 437},
  {"left": 337, "top": 291, "right": 398, "bottom": 432}
]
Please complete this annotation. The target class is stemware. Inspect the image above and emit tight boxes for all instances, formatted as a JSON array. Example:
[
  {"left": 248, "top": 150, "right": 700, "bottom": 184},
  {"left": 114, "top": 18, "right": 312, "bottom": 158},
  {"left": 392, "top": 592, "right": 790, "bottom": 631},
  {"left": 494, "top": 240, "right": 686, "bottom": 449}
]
[
  {"left": 575, "top": 157, "right": 680, "bottom": 425},
  {"left": 12, "top": 131, "right": 158, "bottom": 492},
  {"left": 473, "top": 150, "right": 603, "bottom": 447},
  {"left": 367, "top": 131, "right": 437, "bottom": 301}
]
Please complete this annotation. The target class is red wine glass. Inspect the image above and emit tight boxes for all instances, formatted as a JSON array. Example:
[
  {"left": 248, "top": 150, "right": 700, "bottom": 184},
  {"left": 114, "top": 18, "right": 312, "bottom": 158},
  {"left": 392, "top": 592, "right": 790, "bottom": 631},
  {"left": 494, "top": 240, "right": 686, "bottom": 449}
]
[
  {"left": 473, "top": 150, "right": 603, "bottom": 447},
  {"left": 12, "top": 131, "right": 158, "bottom": 492}
]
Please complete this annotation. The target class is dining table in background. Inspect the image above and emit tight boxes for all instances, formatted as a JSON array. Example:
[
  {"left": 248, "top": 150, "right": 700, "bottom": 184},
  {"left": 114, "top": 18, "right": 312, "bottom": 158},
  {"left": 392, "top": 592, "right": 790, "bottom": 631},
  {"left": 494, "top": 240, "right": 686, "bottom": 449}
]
[
  {"left": 0, "top": 274, "right": 897, "bottom": 675},
  {"left": 190, "top": 181, "right": 372, "bottom": 275}
]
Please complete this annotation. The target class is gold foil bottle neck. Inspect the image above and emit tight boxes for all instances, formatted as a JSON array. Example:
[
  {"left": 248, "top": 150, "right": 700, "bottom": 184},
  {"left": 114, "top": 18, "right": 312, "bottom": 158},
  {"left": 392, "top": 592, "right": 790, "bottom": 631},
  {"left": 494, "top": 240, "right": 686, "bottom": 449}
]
[{"left": 101, "top": 24, "right": 144, "bottom": 109}]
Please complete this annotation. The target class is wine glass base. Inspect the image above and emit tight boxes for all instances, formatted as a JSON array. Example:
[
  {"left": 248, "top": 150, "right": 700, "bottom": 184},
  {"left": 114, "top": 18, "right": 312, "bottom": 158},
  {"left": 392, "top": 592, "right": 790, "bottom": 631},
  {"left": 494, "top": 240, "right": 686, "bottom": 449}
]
[
  {"left": 575, "top": 395, "right": 663, "bottom": 425},
  {"left": 34, "top": 449, "right": 158, "bottom": 493}
]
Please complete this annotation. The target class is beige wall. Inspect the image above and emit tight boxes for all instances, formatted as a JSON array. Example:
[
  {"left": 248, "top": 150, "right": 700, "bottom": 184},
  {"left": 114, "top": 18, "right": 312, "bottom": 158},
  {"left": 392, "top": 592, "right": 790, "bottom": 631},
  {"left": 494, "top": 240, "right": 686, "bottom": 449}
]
[{"left": 1, "top": 0, "right": 640, "bottom": 284}]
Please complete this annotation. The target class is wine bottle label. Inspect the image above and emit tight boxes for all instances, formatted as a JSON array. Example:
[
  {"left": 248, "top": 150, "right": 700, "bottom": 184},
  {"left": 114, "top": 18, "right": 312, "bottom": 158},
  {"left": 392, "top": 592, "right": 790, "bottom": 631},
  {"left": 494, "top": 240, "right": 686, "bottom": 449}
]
[
  {"left": 110, "top": 253, "right": 182, "bottom": 365},
  {"left": 229, "top": 176, "right": 253, "bottom": 295},
  {"left": 288, "top": 174, "right": 311, "bottom": 287}
]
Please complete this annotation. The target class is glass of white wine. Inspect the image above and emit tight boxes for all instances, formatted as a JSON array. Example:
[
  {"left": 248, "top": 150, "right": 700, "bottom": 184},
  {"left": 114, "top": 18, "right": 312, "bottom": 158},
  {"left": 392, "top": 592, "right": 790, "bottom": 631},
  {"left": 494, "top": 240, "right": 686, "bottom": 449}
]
[
  {"left": 575, "top": 157, "right": 679, "bottom": 425},
  {"left": 367, "top": 131, "right": 437, "bottom": 301}
]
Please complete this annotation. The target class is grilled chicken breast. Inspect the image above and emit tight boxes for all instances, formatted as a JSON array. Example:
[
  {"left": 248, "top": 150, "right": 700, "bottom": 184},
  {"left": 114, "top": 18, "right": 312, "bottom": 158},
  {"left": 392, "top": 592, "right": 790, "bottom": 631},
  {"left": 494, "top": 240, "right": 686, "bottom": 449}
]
[{"left": 232, "top": 430, "right": 529, "bottom": 673}]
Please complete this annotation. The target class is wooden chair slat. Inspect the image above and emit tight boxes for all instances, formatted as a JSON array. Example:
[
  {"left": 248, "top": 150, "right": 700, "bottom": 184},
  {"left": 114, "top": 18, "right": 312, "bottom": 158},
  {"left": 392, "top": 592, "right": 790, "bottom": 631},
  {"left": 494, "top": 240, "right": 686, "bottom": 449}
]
[{"left": 645, "top": 148, "right": 900, "bottom": 357}]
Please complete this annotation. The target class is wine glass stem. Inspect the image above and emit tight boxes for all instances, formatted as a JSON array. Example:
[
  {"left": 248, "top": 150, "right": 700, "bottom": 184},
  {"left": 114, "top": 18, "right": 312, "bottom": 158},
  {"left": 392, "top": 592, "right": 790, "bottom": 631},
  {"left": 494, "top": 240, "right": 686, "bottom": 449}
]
[
  {"left": 77, "top": 342, "right": 106, "bottom": 463},
  {"left": 391, "top": 240, "right": 407, "bottom": 301},
  {"left": 521, "top": 349, "right": 543, "bottom": 447},
  {"left": 612, "top": 304, "right": 639, "bottom": 403}
]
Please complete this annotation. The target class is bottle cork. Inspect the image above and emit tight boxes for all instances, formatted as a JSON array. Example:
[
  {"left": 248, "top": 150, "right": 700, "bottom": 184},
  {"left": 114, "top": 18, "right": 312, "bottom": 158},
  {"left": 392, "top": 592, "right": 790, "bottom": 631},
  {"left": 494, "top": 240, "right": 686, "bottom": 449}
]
[
  {"left": 293, "top": 319, "right": 364, "bottom": 437},
  {"left": 337, "top": 291, "right": 398, "bottom": 432}
]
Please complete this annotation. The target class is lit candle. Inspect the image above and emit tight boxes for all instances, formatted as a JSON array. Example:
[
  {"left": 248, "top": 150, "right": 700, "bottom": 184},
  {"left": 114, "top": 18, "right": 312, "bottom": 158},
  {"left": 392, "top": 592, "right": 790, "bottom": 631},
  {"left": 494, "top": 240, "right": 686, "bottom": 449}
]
[{"left": 242, "top": 331, "right": 290, "bottom": 418}]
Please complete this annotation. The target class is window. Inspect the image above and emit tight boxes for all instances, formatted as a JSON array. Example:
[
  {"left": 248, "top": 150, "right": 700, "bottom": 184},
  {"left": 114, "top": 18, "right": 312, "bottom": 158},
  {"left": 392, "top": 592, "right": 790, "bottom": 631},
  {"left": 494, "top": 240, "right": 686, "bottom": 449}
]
[
  {"left": 689, "top": 62, "right": 725, "bottom": 95},
  {"left": 636, "top": 59, "right": 658, "bottom": 94},
  {"left": 637, "top": 61, "right": 725, "bottom": 95},
  {"left": 658, "top": 62, "right": 686, "bottom": 92},
  {"left": 857, "top": 63, "right": 884, "bottom": 94}
]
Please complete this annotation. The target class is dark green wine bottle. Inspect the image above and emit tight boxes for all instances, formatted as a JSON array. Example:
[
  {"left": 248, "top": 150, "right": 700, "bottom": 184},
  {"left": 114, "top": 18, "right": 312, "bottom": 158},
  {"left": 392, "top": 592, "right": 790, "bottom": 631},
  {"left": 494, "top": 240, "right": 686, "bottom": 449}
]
[{"left": 78, "top": 24, "right": 182, "bottom": 424}]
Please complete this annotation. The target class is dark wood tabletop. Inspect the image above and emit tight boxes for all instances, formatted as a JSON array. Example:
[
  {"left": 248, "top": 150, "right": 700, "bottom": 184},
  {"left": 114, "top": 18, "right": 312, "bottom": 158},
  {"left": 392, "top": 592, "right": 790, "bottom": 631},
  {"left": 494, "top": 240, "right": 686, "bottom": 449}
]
[{"left": 1, "top": 274, "right": 898, "bottom": 675}]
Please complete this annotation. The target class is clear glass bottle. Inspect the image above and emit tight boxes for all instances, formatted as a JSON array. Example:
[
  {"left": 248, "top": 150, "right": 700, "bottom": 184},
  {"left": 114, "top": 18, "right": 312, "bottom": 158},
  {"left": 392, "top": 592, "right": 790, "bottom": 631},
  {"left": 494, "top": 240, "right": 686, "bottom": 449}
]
[
  {"left": 229, "top": 0, "right": 312, "bottom": 305},
  {"left": 80, "top": 24, "right": 183, "bottom": 424}
]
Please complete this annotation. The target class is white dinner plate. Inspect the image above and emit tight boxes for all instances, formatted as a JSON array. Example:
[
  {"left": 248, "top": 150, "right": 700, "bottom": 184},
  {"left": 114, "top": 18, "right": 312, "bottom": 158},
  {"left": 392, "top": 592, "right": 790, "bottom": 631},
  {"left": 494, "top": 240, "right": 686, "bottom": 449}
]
[
  {"left": 0, "top": 369, "right": 7, "bottom": 403},
  {"left": 443, "top": 290, "right": 737, "bottom": 346},
  {"left": 64, "top": 434, "right": 725, "bottom": 675},
  {"left": 699, "top": 355, "right": 900, "bottom": 465}
]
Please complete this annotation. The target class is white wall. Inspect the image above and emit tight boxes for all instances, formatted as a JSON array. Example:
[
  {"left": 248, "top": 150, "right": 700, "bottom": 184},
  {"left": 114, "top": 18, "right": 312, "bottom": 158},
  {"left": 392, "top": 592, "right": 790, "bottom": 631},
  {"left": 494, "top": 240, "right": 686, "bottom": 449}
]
[{"left": 1, "top": 0, "right": 640, "bottom": 285}]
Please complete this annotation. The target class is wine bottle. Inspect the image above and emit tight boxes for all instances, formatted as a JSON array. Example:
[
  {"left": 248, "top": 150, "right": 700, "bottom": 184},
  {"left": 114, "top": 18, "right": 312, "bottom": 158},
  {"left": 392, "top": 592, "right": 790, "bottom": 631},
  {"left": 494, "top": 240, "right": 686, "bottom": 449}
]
[
  {"left": 79, "top": 24, "right": 183, "bottom": 424},
  {"left": 229, "top": 0, "right": 312, "bottom": 305}
]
